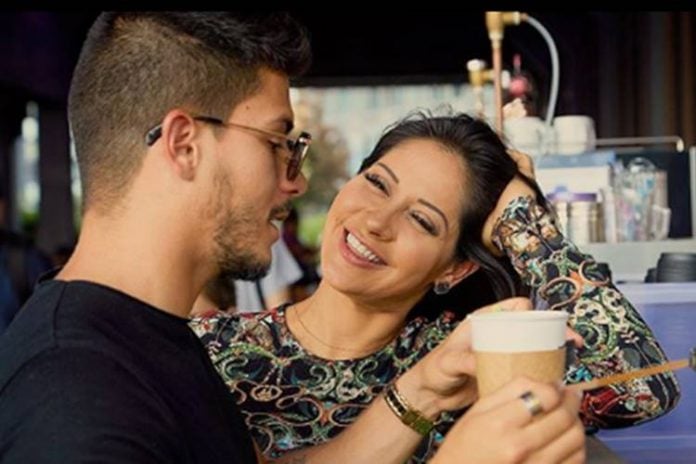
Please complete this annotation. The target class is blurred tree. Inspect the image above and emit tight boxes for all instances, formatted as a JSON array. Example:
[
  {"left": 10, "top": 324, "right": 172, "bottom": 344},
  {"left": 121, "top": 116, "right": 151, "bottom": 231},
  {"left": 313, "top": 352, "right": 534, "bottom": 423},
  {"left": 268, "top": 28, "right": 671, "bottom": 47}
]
[{"left": 292, "top": 99, "right": 350, "bottom": 215}]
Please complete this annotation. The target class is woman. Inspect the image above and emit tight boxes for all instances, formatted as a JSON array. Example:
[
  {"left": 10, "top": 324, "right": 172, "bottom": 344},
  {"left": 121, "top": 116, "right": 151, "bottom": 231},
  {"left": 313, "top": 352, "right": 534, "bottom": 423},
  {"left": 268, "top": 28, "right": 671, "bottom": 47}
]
[{"left": 191, "top": 111, "right": 679, "bottom": 463}]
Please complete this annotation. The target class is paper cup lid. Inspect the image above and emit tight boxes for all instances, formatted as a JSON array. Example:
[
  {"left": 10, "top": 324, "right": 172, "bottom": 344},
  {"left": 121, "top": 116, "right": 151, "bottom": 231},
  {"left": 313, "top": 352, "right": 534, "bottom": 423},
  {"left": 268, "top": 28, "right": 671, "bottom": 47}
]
[{"left": 469, "top": 311, "right": 568, "bottom": 352}]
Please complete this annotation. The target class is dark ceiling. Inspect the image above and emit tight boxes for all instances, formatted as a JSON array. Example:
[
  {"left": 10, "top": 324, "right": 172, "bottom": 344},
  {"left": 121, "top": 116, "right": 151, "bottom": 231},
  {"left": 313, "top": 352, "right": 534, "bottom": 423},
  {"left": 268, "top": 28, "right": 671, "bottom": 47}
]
[{"left": 0, "top": 10, "right": 604, "bottom": 116}]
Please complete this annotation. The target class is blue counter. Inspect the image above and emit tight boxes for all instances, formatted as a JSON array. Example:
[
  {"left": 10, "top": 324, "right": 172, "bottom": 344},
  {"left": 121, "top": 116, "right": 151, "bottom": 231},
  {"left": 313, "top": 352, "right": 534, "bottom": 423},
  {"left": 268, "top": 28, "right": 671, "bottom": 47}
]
[{"left": 598, "top": 282, "right": 696, "bottom": 463}]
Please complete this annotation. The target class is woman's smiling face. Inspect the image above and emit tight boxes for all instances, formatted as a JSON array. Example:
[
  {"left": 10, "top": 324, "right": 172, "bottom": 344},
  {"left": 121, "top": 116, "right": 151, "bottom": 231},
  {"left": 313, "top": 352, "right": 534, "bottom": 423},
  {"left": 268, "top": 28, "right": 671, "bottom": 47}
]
[{"left": 319, "top": 138, "right": 469, "bottom": 305}]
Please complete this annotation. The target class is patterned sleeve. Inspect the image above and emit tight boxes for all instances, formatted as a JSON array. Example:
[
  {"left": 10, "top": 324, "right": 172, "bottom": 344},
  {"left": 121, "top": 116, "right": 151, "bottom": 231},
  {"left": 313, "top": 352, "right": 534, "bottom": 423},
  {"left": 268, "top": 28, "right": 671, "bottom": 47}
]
[
  {"left": 189, "top": 314, "right": 242, "bottom": 361},
  {"left": 491, "top": 195, "right": 680, "bottom": 428}
]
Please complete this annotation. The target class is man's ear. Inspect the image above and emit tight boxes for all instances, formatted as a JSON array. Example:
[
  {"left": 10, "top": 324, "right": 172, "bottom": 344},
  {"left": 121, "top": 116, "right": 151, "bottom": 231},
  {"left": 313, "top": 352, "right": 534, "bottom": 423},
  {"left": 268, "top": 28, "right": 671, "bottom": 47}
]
[
  {"left": 158, "top": 110, "right": 201, "bottom": 181},
  {"left": 437, "top": 260, "right": 480, "bottom": 288}
]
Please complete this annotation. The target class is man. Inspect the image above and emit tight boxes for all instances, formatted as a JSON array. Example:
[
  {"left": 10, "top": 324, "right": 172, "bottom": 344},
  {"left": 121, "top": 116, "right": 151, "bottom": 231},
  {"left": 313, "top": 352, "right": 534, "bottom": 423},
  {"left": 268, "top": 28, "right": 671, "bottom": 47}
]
[
  {"left": 234, "top": 237, "right": 303, "bottom": 312},
  {"left": 190, "top": 238, "right": 302, "bottom": 317},
  {"left": 0, "top": 11, "right": 584, "bottom": 464},
  {"left": 0, "top": 12, "right": 310, "bottom": 463}
]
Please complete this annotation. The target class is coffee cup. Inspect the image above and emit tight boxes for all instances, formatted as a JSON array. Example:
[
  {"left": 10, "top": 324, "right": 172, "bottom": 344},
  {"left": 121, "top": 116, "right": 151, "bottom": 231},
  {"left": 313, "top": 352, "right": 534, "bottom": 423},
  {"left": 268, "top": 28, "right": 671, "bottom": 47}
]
[{"left": 469, "top": 311, "right": 569, "bottom": 397}]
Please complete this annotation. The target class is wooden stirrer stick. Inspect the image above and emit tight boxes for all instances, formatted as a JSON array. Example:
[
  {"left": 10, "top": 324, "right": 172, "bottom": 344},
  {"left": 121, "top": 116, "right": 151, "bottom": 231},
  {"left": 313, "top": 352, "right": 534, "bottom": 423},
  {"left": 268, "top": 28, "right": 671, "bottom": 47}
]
[{"left": 570, "top": 354, "right": 694, "bottom": 392}]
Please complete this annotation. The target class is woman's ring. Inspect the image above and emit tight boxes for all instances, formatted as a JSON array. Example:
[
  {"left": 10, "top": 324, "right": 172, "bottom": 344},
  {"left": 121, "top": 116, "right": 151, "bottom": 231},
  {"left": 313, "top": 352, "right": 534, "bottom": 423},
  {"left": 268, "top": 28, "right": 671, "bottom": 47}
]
[{"left": 520, "top": 390, "right": 544, "bottom": 417}]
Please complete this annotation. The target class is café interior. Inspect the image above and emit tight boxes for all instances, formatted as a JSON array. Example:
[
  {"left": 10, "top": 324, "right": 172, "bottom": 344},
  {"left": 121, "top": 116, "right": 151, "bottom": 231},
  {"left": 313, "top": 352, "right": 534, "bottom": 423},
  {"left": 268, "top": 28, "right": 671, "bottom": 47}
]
[{"left": 1, "top": 11, "right": 695, "bottom": 464}]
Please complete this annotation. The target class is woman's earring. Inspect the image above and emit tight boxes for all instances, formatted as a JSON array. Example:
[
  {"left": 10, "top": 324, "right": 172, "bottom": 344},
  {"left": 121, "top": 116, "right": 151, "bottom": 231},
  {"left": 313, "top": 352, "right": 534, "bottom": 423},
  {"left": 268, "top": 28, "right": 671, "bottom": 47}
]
[{"left": 434, "top": 281, "right": 451, "bottom": 295}]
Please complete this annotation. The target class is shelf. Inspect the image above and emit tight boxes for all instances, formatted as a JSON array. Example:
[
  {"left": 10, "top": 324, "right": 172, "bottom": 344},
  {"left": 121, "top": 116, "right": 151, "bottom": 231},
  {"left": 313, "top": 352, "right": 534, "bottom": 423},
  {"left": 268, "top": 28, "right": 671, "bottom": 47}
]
[
  {"left": 616, "top": 281, "right": 696, "bottom": 305},
  {"left": 581, "top": 238, "right": 696, "bottom": 282}
]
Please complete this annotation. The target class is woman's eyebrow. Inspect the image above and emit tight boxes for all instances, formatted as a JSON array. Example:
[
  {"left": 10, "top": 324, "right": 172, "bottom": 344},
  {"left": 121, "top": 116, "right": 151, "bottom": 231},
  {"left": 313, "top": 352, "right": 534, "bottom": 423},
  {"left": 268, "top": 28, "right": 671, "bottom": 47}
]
[
  {"left": 374, "top": 162, "right": 449, "bottom": 231},
  {"left": 417, "top": 199, "right": 449, "bottom": 231},
  {"left": 376, "top": 162, "right": 399, "bottom": 183}
]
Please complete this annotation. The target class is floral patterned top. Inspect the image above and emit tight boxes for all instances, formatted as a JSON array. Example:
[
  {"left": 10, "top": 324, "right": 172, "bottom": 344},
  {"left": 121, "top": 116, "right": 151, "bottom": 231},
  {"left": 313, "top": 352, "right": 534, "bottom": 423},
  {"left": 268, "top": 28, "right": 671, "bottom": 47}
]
[
  {"left": 192, "top": 307, "right": 459, "bottom": 463},
  {"left": 492, "top": 195, "right": 679, "bottom": 428},
  {"left": 191, "top": 195, "right": 680, "bottom": 462}
]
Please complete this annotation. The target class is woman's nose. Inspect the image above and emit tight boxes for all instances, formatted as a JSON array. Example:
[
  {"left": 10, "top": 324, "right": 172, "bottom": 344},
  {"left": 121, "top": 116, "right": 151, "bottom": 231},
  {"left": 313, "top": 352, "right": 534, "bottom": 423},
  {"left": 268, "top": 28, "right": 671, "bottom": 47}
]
[{"left": 362, "top": 206, "right": 397, "bottom": 241}]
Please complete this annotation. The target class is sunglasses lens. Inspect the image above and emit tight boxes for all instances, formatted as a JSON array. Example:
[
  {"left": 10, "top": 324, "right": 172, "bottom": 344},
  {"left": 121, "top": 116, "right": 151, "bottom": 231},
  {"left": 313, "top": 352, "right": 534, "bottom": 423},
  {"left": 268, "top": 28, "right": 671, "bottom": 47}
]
[
  {"left": 286, "top": 133, "right": 311, "bottom": 181},
  {"left": 285, "top": 151, "right": 298, "bottom": 180}
]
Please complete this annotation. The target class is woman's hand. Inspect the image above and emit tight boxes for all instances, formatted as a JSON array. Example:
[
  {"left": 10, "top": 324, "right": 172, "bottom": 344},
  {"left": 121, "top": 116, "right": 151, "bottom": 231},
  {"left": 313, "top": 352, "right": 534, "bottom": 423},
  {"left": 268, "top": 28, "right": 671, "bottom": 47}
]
[
  {"left": 397, "top": 294, "right": 584, "bottom": 419},
  {"left": 397, "top": 297, "right": 533, "bottom": 417},
  {"left": 431, "top": 378, "right": 586, "bottom": 464},
  {"left": 508, "top": 149, "right": 535, "bottom": 179},
  {"left": 482, "top": 150, "right": 537, "bottom": 255}
]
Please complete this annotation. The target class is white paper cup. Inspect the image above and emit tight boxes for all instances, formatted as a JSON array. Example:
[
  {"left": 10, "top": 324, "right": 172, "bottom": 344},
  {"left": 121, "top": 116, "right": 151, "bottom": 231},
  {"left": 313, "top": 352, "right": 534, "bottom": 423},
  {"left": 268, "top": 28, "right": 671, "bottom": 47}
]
[{"left": 470, "top": 311, "right": 569, "bottom": 396}]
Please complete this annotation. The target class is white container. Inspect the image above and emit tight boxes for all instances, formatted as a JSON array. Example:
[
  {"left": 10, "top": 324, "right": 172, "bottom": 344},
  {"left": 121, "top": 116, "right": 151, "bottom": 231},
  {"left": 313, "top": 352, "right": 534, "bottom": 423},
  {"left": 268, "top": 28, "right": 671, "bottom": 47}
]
[
  {"left": 568, "top": 200, "right": 604, "bottom": 244},
  {"left": 503, "top": 116, "right": 546, "bottom": 157},
  {"left": 553, "top": 115, "right": 596, "bottom": 155},
  {"left": 550, "top": 192, "right": 604, "bottom": 244}
]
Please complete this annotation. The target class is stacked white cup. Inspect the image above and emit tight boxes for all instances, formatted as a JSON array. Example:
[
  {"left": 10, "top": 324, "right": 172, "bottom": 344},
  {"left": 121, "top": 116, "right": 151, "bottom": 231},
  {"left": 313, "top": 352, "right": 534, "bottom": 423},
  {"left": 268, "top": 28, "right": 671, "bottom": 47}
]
[
  {"left": 503, "top": 116, "right": 546, "bottom": 157},
  {"left": 553, "top": 115, "right": 596, "bottom": 155}
]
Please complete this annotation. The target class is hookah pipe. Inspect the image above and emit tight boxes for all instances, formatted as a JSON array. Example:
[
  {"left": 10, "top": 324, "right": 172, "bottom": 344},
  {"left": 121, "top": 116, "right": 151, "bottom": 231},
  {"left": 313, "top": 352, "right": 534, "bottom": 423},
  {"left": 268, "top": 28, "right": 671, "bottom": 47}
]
[
  {"left": 483, "top": 11, "right": 560, "bottom": 153},
  {"left": 485, "top": 11, "right": 525, "bottom": 134}
]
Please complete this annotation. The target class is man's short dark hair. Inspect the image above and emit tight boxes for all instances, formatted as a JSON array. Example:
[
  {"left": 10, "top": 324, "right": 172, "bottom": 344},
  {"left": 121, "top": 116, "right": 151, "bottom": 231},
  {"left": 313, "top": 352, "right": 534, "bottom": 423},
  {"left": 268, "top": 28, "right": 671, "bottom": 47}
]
[{"left": 68, "top": 12, "right": 311, "bottom": 212}]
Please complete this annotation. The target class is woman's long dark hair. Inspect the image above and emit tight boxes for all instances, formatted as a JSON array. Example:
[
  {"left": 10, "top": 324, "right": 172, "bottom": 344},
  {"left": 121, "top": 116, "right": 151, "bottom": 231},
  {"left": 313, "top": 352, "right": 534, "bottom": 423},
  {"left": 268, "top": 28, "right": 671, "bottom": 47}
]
[{"left": 358, "top": 109, "right": 547, "bottom": 321}]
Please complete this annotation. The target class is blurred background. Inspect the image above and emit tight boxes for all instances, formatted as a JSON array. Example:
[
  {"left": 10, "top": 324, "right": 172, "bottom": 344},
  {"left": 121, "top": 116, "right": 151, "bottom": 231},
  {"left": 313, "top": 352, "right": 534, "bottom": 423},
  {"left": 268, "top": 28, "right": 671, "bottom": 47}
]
[{"left": 1, "top": 11, "right": 694, "bottom": 259}]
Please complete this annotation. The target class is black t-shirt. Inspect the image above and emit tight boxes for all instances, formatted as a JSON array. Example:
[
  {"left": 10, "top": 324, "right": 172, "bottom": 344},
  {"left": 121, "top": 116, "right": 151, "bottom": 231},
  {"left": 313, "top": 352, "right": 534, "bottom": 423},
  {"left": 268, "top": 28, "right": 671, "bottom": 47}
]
[{"left": 0, "top": 279, "right": 256, "bottom": 463}]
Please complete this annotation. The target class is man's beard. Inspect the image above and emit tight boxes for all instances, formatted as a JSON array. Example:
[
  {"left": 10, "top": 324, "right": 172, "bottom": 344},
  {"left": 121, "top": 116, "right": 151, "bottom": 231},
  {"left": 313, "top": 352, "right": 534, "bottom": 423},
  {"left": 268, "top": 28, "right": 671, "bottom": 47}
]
[
  {"left": 211, "top": 171, "right": 272, "bottom": 282},
  {"left": 216, "top": 244, "right": 270, "bottom": 281}
]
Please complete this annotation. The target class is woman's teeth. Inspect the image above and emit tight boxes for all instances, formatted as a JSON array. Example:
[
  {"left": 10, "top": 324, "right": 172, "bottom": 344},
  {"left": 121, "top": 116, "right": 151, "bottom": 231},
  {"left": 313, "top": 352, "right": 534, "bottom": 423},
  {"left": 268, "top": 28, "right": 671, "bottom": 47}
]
[{"left": 346, "top": 232, "right": 381, "bottom": 264}]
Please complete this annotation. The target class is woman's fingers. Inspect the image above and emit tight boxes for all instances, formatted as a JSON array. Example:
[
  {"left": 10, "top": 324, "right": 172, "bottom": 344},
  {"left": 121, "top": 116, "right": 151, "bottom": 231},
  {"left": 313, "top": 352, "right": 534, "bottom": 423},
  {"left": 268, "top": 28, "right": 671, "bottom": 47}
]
[
  {"left": 471, "top": 297, "right": 533, "bottom": 316},
  {"left": 565, "top": 327, "right": 585, "bottom": 349},
  {"left": 525, "top": 420, "right": 586, "bottom": 464},
  {"left": 523, "top": 408, "right": 585, "bottom": 463},
  {"left": 434, "top": 380, "right": 581, "bottom": 464},
  {"left": 508, "top": 148, "right": 536, "bottom": 178},
  {"left": 521, "top": 388, "right": 584, "bottom": 461},
  {"left": 444, "top": 297, "right": 532, "bottom": 372},
  {"left": 558, "top": 447, "right": 588, "bottom": 464},
  {"left": 468, "top": 377, "right": 562, "bottom": 424}
]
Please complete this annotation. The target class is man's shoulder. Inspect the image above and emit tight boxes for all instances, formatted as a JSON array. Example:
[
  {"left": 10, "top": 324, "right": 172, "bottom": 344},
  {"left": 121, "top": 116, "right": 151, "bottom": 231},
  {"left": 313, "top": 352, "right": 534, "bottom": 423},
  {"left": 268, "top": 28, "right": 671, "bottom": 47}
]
[
  {"left": 0, "top": 280, "right": 175, "bottom": 412},
  {"left": 0, "top": 346, "right": 179, "bottom": 435},
  {"left": 0, "top": 280, "right": 126, "bottom": 381},
  {"left": 0, "top": 281, "right": 65, "bottom": 387},
  {"left": 2, "top": 346, "right": 164, "bottom": 407},
  {"left": 0, "top": 348, "right": 181, "bottom": 463}
]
